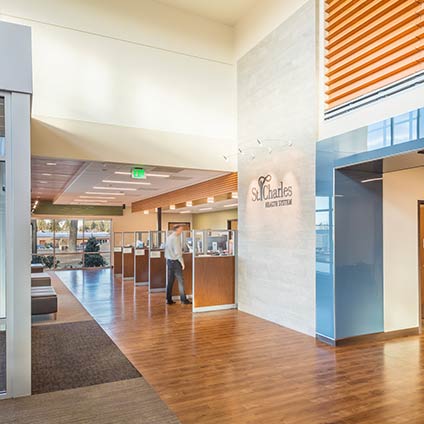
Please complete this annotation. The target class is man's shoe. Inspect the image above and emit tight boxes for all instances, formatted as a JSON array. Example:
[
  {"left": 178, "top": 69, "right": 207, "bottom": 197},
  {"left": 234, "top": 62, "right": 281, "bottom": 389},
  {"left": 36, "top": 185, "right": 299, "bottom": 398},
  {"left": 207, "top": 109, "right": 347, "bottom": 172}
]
[
  {"left": 181, "top": 299, "right": 192, "bottom": 305},
  {"left": 166, "top": 300, "right": 176, "bottom": 305}
]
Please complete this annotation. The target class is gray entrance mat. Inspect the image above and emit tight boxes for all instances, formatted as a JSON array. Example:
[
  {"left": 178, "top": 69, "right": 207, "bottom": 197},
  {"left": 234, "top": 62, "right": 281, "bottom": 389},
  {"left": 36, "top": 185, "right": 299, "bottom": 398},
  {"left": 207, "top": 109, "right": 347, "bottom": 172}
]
[
  {"left": 32, "top": 320, "right": 141, "bottom": 395},
  {"left": 1, "top": 378, "right": 180, "bottom": 424}
]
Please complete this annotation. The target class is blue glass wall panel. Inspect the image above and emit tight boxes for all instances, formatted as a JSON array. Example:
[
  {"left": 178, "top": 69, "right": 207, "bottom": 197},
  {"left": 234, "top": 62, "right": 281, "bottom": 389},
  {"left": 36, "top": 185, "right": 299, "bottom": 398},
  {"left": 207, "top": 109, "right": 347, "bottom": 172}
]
[
  {"left": 334, "top": 169, "right": 383, "bottom": 338},
  {"left": 316, "top": 106, "right": 424, "bottom": 341}
]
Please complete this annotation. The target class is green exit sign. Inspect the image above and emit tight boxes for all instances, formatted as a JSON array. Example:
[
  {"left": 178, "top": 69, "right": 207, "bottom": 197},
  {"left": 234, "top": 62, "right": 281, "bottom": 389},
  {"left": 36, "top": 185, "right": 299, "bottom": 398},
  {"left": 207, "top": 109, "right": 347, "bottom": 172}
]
[{"left": 132, "top": 168, "right": 146, "bottom": 179}]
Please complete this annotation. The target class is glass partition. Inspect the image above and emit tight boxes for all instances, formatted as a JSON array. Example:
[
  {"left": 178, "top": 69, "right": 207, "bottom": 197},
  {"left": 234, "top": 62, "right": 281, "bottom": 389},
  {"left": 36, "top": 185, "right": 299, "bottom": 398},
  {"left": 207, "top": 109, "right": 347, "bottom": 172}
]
[
  {"left": 114, "top": 232, "right": 123, "bottom": 252},
  {"left": 193, "top": 230, "right": 235, "bottom": 257},
  {"left": 150, "top": 231, "right": 166, "bottom": 250},
  {"left": 181, "top": 230, "right": 193, "bottom": 253},
  {"left": 135, "top": 231, "right": 149, "bottom": 249},
  {"left": 123, "top": 232, "right": 135, "bottom": 248}
]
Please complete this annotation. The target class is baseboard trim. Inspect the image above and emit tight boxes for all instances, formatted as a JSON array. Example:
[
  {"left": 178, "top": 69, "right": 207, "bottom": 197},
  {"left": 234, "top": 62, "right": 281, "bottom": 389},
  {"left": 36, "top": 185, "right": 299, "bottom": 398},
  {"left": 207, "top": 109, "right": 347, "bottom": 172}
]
[
  {"left": 317, "top": 327, "right": 420, "bottom": 347},
  {"left": 193, "top": 304, "right": 237, "bottom": 313},
  {"left": 315, "top": 333, "right": 336, "bottom": 346}
]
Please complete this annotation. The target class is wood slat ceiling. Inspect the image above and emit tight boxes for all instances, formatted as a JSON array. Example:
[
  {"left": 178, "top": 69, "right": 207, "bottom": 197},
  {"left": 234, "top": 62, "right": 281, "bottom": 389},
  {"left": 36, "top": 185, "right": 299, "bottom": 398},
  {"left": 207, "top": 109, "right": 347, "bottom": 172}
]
[
  {"left": 132, "top": 172, "right": 238, "bottom": 212},
  {"left": 325, "top": 0, "right": 424, "bottom": 110}
]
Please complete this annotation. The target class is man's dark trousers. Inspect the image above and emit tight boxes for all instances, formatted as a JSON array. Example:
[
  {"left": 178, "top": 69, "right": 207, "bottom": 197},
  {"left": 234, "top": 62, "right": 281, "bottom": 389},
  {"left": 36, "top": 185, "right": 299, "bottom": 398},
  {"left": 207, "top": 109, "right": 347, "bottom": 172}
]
[{"left": 166, "top": 259, "right": 187, "bottom": 302}]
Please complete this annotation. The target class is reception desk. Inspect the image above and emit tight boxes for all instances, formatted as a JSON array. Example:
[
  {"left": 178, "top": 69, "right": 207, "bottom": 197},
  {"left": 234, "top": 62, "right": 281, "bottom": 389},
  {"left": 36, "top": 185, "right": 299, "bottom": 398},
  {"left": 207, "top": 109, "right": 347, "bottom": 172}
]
[
  {"left": 123, "top": 246, "right": 135, "bottom": 280},
  {"left": 135, "top": 248, "right": 149, "bottom": 285},
  {"left": 171, "top": 252, "right": 193, "bottom": 299},
  {"left": 191, "top": 230, "right": 237, "bottom": 313},
  {"left": 113, "top": 247, "right": 122, "bottom": 275},
  {"left": 193, "top": 255, "right": 235, "bottom": 312},
  {"left": 149, "top": 249, "right": 166, "bottom": 292}
]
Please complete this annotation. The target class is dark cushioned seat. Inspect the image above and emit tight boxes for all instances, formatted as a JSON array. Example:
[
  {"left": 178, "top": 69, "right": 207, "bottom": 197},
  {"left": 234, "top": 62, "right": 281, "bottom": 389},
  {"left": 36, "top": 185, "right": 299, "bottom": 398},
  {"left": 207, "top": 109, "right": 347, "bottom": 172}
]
[
  {"left": 31, "top": 264, "right": 45, "bottom": 273},
  {"left": 31, "top": 286, "right": 57, "bottom": 316},
  {"left": 31, "top": 272, "right": 51, "bottom": 287}
]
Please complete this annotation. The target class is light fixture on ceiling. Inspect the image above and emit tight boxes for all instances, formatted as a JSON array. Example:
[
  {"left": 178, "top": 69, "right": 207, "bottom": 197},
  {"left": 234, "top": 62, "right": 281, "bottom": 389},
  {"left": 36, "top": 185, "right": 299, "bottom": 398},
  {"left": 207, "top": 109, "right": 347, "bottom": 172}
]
[
  {"left": 42, "top": 173, "right": 52, "bottom": 177},
  {"left": 39, "top": 181, "right": 48, "bottom": 184},
  {"left": 180, "top": 211, "right": 191, "bottom": 214},
  {"left": 186, "top": 201, "right": 192, "bottom": 207},
  {"left": 114, "top": 171, "right": 170, "bottom": 178},
  {"left": 86, "top": 191, "right": 125, "bottom": 196},
  {"left": 80, "top": 195, "right": 115, "bottom": 200},
  {"left": 93, "top": 186, "right": 136, "bottom": 191},
  {"left": 170, "top": 204, "right": 176, "bottom": 210},
  {"left": 361, "top": 177, "right": 383, "bottom": 184},
  {"left": 144, "top": 210, "right": 149, "bottom": 215},
  {"left": 46, "top": 162, "right": 57, "bottom": 166},
  {"left": 231, "top": 192, "right": 238, "bottom": 199},
  {"left": 199, "top": 207, "right": 213, "bottom": 211},
  {"left": 224, "top": 203, "right": 238, "bottom": 208},
  {"left": 207, "top": 197, "right": 214, "bottom": 203},
  {"left": 102, "top": 179, "right": 151, "bottom": 186},
  {"left": 76, "top": 199, "right": 108, "bottom": 203}
]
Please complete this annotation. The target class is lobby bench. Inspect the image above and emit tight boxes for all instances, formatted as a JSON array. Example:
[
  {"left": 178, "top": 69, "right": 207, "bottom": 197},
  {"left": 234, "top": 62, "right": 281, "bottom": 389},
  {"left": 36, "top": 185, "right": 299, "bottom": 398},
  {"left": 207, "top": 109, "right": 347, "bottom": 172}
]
[
  {"left": 31, "top": 272, "right": 51, "bottom": 287},
  {"left": 31, "top": 264, "right": 45, "bottom": 273},
  {"left": 31, "top": 286, "right": 58, "bottom": 317}
]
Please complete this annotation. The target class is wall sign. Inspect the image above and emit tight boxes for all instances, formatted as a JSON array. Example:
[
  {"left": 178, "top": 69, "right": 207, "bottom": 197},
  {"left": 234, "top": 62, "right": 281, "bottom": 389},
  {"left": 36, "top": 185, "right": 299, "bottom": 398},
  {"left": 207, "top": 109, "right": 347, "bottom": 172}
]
[{"left": 251, "top": 175, "right": 293, "bottom": 208}]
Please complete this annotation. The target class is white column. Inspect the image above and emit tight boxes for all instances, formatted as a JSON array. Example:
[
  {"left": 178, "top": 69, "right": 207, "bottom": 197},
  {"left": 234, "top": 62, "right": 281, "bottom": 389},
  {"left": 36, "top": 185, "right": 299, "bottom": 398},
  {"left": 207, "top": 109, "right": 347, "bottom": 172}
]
[{"left": 8, "top": 92, "right": 31, "bottom": 397}]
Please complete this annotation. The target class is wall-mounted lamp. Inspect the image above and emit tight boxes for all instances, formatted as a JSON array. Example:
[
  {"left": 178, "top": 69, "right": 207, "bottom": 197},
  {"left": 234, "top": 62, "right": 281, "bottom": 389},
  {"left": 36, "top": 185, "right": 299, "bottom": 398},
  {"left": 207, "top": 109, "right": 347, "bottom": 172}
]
[
  {"left": 170, "top": 205, "right": 176, "bottom": 210},
  {"left": 207, "top": 197, "right": 214, "bottom": 203},
  {"left": 186, "top": 201, "right": 193, "bottom": 207}
]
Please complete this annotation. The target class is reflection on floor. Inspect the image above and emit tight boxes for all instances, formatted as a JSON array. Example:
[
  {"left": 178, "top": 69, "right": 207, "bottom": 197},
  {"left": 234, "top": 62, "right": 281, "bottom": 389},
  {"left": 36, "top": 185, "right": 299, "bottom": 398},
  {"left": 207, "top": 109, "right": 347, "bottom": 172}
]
[{"left": 57, "top": 269, "right": 424, "bottom": 424}]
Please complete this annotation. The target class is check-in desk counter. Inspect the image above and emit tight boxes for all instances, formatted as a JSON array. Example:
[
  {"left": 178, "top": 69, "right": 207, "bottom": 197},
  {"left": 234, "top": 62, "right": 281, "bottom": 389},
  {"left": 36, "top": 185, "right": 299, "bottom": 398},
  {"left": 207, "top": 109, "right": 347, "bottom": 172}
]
[
  {"left": 135, "top": 248, "right": 149, "bottom": 285},
  {"left": 171, "top": 230, "right": 194, "bottom": 299},
  {"left": 149, "top": 231, "right": 167, "bottom": 292},
  {"left": 134, "top": 231, "right": 150, "bottom": 286},
  {"left": 192, "top": 230, "right": 237, "bottom": 312},
  {"left": 122, "top": 232, "right": 135, "bottom": 280},
  {"left": 113, "top": 232, "right": 123, "bottom": 275}
]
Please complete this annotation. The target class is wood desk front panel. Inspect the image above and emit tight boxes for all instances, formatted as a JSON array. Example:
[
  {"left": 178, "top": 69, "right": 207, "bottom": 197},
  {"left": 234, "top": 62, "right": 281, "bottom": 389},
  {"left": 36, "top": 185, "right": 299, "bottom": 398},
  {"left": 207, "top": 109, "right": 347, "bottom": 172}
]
[
  {"left": 114, "top": 251, "right": 122, "bottom": 274},
  {"left": 150, "top": 251, "right": 166, "bottom": 290},
  {"left": 135, "top": 249, "right": 149, "bottom": 283},
  {"left": 194, "top": 256, "right": 235, "bottom": 307},
  {"left": 172, "top": 253, "right": 193, "bottom": 296},
  {"left": 123, "top": 248, "right": 134, "bottom": 278}
]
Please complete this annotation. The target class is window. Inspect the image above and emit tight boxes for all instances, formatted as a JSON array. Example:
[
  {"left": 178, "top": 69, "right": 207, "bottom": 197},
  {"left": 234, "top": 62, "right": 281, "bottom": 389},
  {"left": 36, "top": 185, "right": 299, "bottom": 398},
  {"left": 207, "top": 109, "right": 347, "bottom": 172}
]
[{"left": 32, "top": 218, "right": 112, "bottom": 270}]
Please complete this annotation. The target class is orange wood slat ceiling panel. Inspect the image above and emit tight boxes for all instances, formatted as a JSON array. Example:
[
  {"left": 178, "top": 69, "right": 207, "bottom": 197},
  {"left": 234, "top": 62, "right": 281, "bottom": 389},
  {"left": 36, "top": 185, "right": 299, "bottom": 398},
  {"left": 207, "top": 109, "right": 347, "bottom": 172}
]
[
  {"left": 131, "top": 172, "right": 238, "bottom": 212},
  {"left": 325, "top": 0, "right": 424, "bottom": 110}
]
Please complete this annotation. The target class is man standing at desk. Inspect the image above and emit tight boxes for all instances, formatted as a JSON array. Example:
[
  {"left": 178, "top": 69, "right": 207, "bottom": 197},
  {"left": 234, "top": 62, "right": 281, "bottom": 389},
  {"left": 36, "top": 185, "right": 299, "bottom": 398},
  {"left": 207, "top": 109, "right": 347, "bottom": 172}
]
[{"left": 165, "top": 224, "right": 192, "bottom": 305}]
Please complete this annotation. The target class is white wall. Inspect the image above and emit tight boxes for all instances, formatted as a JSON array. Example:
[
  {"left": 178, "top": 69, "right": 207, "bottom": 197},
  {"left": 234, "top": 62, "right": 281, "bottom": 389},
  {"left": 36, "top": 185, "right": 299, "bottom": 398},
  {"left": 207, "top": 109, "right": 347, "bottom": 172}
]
[
  {"left": 237, "top": 1, "right": 317, "bottom": 337},
  {"left": 383, "top": 168, "right": 422, "bottom": 332},
  {"left": 0, "top": 0, "right": 237, "bottom": 170},
  {"left": 234, "top": 0, "right": 310, "bottom": 59}
]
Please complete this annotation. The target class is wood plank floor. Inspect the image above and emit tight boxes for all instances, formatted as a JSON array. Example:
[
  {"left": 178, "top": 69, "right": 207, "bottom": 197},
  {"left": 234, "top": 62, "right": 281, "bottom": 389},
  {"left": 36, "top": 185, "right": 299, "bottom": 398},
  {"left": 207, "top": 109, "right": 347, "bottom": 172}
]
[{"left": 57, "top": 269, "right": 424, "bottom": 424}]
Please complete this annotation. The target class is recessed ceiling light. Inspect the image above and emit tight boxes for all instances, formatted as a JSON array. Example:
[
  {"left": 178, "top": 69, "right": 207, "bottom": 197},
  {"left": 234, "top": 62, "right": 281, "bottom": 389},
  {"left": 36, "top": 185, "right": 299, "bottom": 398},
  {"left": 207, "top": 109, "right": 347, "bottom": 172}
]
[
  {"left": 361, "top": 177, "right": 383, "bottom": 184},
  {"left": 199, "top": 207, "right": 212, "bottom": 211},
  {"left": 39, "top": 181, "right": 48, "bottom": 184},
  {"left": 207, "top": 197, "right": 214, "bottom": 203},
  {"left": 80, "top": 195, "right": 115, "bottom": 200},
  {"left": 180, "top": 211, "right": 191, "bottom": 214},
  {"left": 224, "top": 203, "right": 238, "bottom": 208},
  {"left": 145, "top": 173, "right": 170, "bottom": 178},
  {"left": 86, "top": 191, "right": 125, "bottom": 196},
  {"left": 41, "top": 173, "right": 52, "bottom": 176},
  {"left": 102, "top": 179, "right": 151, "bottom": 186},
  {"left": 76, "top": 199, "right": 108, "bottom": 203},
  {"left": 144, "top": 210, "right": 149, "bottom": 215},
  {"left": 46, "top": 162, "right": 56, "bottom": 166},
  {"left": 114, "top": 171, "right": 131, "bottom": 176},
  {"left": 93, "top": 186, "right": 136, "bottom": 191}
]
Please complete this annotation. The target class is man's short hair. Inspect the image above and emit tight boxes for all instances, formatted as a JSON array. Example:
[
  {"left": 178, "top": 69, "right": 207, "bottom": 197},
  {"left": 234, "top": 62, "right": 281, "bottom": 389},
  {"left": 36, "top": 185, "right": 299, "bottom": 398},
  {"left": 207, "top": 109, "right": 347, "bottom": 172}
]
[{"left": 173, "top": 224, "right": 184, "bottom": 231}]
